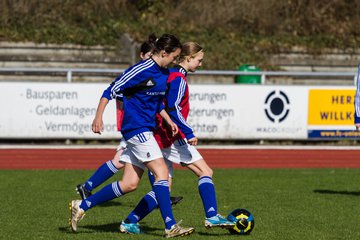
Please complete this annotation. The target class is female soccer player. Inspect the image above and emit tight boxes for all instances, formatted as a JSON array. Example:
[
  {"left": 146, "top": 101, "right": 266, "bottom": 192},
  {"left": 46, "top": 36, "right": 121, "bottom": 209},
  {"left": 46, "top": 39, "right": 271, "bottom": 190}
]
[
  {"left": 69, "top": 34, "right": 194, "bottom": 238},
  {"left": 119, "top": 42, "right": 235, "bottom": 234},
  {"left": 75, "top": 34, "right": 182, "bottom": 206}
]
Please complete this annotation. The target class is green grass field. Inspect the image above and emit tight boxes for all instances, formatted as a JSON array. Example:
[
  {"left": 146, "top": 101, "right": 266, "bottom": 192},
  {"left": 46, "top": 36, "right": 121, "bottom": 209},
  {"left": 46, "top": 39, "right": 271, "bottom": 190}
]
[{"left": 1, "top": 168, "right": 360, "bottom": 240}]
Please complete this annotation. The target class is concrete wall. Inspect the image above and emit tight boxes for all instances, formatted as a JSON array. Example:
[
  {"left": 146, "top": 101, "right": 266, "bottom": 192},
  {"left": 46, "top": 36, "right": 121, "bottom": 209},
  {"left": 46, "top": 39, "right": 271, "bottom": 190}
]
[{"left": 0, "top": 42, "right": 358, "bottom": 85}]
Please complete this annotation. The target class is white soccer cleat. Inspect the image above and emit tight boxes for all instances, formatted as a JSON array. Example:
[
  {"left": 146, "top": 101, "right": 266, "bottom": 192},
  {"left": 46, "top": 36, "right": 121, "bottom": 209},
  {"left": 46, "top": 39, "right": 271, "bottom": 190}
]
[
  {"left": 164, "top": 220, "right": 194, "bottom": 238},
  {"left": 69, "top": 200, "right": 85, "bottom": 232}
]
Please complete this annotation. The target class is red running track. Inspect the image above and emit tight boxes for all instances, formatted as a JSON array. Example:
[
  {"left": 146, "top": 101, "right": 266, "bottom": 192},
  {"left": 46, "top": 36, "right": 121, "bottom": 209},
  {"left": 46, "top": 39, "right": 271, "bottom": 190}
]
[{"left": 0, "top": 148, "right": 359, "bottom": 169}]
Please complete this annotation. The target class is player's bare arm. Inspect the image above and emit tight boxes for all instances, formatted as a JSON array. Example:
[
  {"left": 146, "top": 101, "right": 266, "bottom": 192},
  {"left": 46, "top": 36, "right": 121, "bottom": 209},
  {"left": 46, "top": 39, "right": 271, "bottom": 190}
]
[
  {"left": 159, "top": 109, "right": 179, "bottom": 136},
  {"left": 92, "top": 97, "right": 109, "bottom": 134}
]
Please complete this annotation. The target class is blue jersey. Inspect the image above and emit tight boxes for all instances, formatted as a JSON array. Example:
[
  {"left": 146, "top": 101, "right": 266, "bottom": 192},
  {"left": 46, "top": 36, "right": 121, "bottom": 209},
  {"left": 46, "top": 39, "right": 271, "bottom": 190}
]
[
  {"left": 355, "top": 64, "right": 360, "bottom": 124},
  {"left": 102, "top": 58, "right": 168, "bottom": 140},
  {"left": 154, "top": 65, "right": 195, "bottom": 149},
  {"left": 166, "top": 66, "right": 194, "bottom": 139}
]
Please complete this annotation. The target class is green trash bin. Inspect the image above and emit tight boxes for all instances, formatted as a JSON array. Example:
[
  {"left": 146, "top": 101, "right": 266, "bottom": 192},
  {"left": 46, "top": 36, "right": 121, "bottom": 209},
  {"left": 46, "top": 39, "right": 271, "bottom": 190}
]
[{"left": 235, "top": 64, "right": 261, "bottom": 84}]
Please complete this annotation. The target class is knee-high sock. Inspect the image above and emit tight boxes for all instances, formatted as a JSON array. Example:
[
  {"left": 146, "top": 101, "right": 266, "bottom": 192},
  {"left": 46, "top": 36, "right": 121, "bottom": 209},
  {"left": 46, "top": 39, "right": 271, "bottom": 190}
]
[
  {"left": 198, "top": 176, "right": 218, "bottom": 218},
  {"left": 80, "top": 181, "right": 123, "bottom": 211},
  {"left": 147, "top": 170, "right": 155, "bottom": 186},
  {"left": 84, "top": 160, "right": 118, "bottom": 191},
  {"left": 153, "top": 180, "right": 176, "bottom": 229},
  {"left": 125, "top": 191, "right": 158, "bottom": 223}
]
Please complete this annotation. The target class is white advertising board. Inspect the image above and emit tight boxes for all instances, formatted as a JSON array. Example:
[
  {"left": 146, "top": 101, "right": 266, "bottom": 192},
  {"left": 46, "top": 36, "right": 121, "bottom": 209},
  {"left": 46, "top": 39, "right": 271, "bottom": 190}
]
[
  {"left": 0, "top": 82, "right": 309, "bottom": 140},
  {"left": 188, "top": 85, "right": 308, "bottom": 139},
  {"left": 0, "top": 82, "right": 118, "bottom": 139}
]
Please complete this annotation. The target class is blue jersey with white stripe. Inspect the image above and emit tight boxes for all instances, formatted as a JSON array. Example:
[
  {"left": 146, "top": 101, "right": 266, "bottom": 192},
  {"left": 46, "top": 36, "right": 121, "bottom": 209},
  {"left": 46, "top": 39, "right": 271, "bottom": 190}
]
[
  {"left": 355, "top": 64, "right": 360, "bottom": 124},
  {"left": 102, "top": 58, "right": 168, "bottom": 140},
  {"left": 165, "top": 66, "right": 195, "bottom": 140}
]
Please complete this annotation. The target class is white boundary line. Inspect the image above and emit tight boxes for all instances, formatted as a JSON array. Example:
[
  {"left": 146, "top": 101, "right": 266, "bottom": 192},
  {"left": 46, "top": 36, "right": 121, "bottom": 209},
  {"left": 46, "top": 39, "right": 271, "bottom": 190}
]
[{"left": 0, "top": 144, "right": 360, "bottom": 150}]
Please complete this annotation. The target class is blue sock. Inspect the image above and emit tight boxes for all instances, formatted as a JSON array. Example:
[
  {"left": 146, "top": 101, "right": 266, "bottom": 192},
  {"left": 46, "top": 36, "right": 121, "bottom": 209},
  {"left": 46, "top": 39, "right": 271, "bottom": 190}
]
[
  {"left": 153, "top": 180, "right": 176, "bottom": 229},
  {"left": 84, "top": 160, "right": 118, "bottom": 191},
  {"left": 125, "top": 191, "right": 158, "bottom": 223},
  {"left": 80, "top": 181, "right": 123, "bottom": 211},
  {"left": 148, "top": 170, "right": 155, "bottom": 186},
  {"left": 198, "top": 176, "right": 218, "bottom": 218}
]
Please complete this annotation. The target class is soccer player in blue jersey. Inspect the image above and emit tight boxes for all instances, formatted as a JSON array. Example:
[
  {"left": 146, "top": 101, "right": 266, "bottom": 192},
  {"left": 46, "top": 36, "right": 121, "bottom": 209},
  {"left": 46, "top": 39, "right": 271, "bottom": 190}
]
[
  {"left": 119, "top": 42, "right": 235, "bottom": 234},
  {"left": 69, "top": 34, "right": 194, "bottom": 238},
  {"left": 75, "top": 34, "right": 182, "bottom": 206},
  {"left": 355, "top": 64, "right": 360, "bottom": 130}
]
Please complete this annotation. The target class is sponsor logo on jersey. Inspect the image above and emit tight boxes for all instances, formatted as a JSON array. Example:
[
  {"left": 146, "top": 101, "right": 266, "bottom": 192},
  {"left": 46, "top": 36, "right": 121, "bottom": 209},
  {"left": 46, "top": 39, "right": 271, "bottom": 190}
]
[{"left": 146, "top": 79, "right": 155, "bottom": 86}]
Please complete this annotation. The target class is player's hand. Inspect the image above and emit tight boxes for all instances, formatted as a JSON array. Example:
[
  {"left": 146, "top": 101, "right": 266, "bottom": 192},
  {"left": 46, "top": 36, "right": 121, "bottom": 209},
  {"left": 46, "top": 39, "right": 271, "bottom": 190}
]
[
  {"left": 169, "top": 122, "right": 179, "bottom": 136},
  {"left": 187, "top": 137, "right": 198, "bottom": 146},
  {"left": 92, "top": 117, "right": 104, "bottom": 134},
  {"left": 356, "top": 124, "right": 360, "bottom": 131}
]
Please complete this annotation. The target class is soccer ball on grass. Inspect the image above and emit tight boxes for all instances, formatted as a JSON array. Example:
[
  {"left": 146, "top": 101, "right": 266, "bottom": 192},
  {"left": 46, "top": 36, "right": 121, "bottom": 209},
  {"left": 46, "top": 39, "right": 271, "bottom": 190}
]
[{"left": 226, "top": 208, "right": 255, "bottom": 235}]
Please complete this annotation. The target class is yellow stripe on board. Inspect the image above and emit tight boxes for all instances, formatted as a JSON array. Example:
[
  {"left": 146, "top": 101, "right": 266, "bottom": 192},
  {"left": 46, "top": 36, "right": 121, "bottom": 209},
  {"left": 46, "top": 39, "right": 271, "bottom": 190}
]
[{"left": 308, "top": 89, "right": 355, "bottom": 125}]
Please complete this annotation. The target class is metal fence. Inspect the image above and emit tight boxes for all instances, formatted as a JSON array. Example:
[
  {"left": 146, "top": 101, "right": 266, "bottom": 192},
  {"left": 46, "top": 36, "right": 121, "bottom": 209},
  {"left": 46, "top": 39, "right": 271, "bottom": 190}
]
[{"left": 0, "top": 67, "right": 357, "bottom": 85}]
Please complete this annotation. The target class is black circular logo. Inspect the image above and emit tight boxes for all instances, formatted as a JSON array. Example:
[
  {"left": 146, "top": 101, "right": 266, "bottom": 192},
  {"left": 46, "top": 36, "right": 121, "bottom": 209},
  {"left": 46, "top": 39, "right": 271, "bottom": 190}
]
[{"left": 264, "top": 90, "right": 290, "bottom": 123}]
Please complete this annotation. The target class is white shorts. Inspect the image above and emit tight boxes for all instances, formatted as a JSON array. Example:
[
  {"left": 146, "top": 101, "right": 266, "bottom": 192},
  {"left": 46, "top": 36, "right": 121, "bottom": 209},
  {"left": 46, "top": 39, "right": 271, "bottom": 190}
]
[
  {"left": 116, "top": 138, "right": 127, "bottom": 152},
  {"left": 121, "top": 148, "right": 174, "bottom": 177},
  {"left": 161, "top": 138, "right": 203, "bottom": 166},
  {"left": 119, "top": 131, "right": 163, "bottom": 170}
]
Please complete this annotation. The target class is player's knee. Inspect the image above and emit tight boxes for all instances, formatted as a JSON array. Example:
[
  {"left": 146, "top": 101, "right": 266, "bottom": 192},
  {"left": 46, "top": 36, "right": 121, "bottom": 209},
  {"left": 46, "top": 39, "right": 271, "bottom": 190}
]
[
  {"left": 119, "top": 180, "right": 138, "bottom": 193},
  {"left": 126, "top": 184, "right": 138, "bottom": 192}
]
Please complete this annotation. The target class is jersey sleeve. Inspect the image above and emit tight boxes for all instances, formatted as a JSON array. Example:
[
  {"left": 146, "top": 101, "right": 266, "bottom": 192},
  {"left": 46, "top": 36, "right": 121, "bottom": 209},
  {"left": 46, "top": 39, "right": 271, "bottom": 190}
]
[
  {"left": 101, "top": 71, "right": 143, "bottom": 100},
  {"left": 158, "top": 102, "right": 165, "bottom": 113},
  {"left": 101, "top": 83, "right": 114, "bottom": 100},
  {"left": 166, "top": 77, "right": 195, "bottom": 140}
]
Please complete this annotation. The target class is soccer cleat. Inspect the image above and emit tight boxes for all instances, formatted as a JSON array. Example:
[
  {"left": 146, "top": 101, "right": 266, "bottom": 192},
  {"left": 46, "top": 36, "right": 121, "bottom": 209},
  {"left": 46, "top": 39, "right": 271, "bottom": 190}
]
[
  {"left": 164, "top": 220, "right": 194, "bottom": 238},
  {"left": 69, "top": 200, "right": 85, "bottom": 232},
  {"left": 76, "top": 184, "right": 92, "bottom": 200},
  {"left": 170, "top": 196, "right": 183, "bottom": 206},
  {"left": 156, "top": 196, "right": 184, "bottom": 209},
  {"left": 204, "top": 214, "right": 235, "bottom": 229},
  {"left": 119, "top": 221, "right": 142, "bottom": 234}
]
